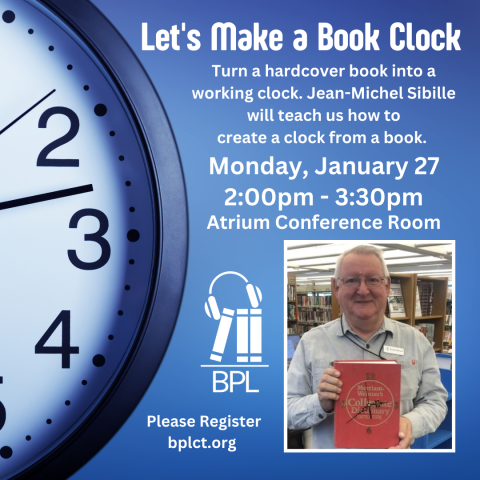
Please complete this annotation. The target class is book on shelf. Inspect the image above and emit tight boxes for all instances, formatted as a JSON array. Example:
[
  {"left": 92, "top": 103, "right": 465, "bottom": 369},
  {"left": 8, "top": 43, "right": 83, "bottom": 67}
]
[
  {"left": 334, "top": 360, "right": 401, "bottom": 449},
  {"left": 288, "top": 303, "right": 296, "bottom": 321},
  {"left": 417, "top": 279, "right": 434, "bottom": 316},
  {"left": 298, "top": 293, "right": 332, "bottom": 307},
  {"left": 296, "top": 324, "right": 313, "bottom": 334},
  {"left": 287, "top": 284, "right": 296, "bottom": 302},
  {"left": 445, "top": 300, "right": 452, "bottom": 325},
  {"left": 298, "top": 307, "right": 332, "bottom": 325},
  {"left": 387, "top": 279, "right": 405, "bottom": 318},
  {"left": 415, "top": 323, "right": 435, "bottom": 346},
  {"left": 415, "top": 285, "right": 422, "bottom": 317}
]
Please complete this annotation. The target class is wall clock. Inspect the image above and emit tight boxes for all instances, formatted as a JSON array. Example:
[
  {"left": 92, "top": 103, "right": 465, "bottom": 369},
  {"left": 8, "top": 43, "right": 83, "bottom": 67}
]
[{"left": 0, "top": 0, "right": 187, "bottom": 478}]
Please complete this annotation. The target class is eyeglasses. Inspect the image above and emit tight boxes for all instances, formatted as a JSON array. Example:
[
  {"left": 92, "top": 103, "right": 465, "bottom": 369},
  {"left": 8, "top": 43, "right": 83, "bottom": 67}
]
[{"left": 338, "top": 276, "right": 386, "bottom": 288}]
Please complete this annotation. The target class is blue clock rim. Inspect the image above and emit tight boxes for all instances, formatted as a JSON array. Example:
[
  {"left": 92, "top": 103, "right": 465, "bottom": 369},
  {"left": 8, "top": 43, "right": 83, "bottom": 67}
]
[{"left": 11, "top": 0, "right": 188, "bottom": 479}]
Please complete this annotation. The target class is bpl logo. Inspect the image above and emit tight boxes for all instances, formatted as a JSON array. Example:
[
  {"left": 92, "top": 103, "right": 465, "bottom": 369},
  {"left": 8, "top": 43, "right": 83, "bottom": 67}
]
[{"left": 204, "top": 271, "right": 265, "bottom": 392}]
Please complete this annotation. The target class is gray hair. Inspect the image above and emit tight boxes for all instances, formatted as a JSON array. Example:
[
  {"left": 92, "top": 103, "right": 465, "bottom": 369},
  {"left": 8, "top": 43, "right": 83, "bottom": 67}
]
[{"left": 335, "top": 245, "right": 390, "bottom": 279}]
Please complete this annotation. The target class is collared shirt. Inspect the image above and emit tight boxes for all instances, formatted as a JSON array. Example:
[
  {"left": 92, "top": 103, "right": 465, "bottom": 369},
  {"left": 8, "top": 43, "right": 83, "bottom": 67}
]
[{"left": 287, "top": 316, "right": 448, "bottom": 449}]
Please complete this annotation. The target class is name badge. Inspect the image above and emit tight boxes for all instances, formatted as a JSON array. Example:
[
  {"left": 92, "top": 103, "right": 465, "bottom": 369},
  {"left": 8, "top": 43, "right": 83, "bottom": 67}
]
[{"left": 384, "top": 345, "right": 404, "bottom": 356}]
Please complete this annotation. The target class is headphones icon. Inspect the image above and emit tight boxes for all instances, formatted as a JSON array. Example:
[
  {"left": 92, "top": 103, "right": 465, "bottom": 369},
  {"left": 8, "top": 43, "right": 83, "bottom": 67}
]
[{"left": 205, "top": 271, "right": 262, "bottom": 320}]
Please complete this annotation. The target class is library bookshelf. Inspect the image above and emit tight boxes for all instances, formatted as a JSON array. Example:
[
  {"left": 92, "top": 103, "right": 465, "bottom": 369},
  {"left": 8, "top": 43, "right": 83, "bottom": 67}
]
[
  {"left": 287, "top": 273, "right": 297, "bottom": 333},
  {"left": 296, "top": 289, "right": 332, "bottom": 334},
  {"left": 414, "top": 275, "right": 448, "bottom": 353}
]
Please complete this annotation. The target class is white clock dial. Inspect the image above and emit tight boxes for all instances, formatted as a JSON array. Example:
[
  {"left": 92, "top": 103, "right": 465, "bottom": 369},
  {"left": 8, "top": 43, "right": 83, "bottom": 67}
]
[{"left": 0, "top": 0, "right": 159, "bottom": 477}]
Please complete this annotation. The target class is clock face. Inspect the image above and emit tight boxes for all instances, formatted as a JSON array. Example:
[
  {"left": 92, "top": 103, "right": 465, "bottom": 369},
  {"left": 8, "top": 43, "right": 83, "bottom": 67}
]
[
  {"left": 0, "top": 0, "right": 171, "bottom": 477},
  {"left": 343, "top": 380, "right": 396, "bottom": 427}
]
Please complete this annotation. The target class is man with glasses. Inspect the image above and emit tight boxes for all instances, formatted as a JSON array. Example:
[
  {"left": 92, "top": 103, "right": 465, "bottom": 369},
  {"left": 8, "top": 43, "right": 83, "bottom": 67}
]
[{"left": 287, "top": 245, "right": 447, "bottom": 449}]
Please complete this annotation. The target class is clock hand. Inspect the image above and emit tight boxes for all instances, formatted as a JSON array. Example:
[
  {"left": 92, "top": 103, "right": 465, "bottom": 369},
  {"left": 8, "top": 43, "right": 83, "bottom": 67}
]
[
  {"left": 0, "top": 184, "right": 93, "bottom": 210},
  {"left": 346, "top": 403, "right": 371, "bottom": 423},
  {"left": 0, "top": 89, "right": 56, "bottom": 135},
  {"left": 365, "top": 382, "right": 372, "bottom": 419}
]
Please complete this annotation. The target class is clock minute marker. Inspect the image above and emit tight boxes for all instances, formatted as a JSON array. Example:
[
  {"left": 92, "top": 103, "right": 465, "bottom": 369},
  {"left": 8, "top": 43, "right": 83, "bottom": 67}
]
[
  {"left": 0, "top": 184, "right": 93, "bottom": 211},
  {"left": 0, "top": 89, "right": 56, "bottom": 136}
]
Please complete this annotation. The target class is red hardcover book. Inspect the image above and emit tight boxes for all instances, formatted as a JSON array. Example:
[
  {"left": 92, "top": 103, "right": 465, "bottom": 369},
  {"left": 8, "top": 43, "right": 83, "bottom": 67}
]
[{"left": 334, "top": 360, "right": 401, "bottom": 448}]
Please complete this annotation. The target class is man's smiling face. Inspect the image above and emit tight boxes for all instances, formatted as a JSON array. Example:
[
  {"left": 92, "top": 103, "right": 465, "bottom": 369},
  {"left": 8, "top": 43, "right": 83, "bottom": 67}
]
[{"left": 334, "top": 253, "right": 390, "bottom": 324}]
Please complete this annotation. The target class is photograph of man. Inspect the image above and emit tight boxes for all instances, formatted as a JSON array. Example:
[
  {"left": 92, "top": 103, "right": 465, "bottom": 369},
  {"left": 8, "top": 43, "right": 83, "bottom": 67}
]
[{"left": 287, "top": 245, "right": 448, "bottom": 449}]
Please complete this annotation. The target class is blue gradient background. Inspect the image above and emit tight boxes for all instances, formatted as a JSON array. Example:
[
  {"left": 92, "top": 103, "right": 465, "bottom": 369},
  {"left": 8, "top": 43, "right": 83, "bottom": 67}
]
[{"left": 71, "top": 0, "right": 477, "bottom": 478}]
